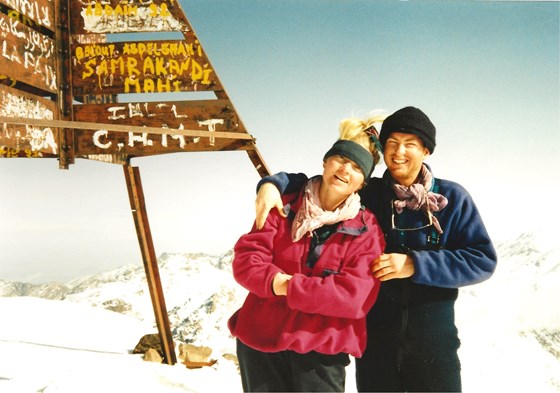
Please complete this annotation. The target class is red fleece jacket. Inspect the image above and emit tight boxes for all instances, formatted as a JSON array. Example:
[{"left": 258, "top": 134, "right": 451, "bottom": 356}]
[{"left": 228, "top": 190, "right": 385, "bottom": 357}]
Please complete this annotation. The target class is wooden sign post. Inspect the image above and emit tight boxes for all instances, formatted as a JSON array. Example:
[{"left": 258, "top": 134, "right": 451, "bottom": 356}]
[{"left": 0, "top": 0, "right": 270, "bottom": 365}]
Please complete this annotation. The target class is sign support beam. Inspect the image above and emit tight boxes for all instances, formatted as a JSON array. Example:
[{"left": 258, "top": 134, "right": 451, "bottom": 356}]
[
  {"left": 123, "top": 163, "right": 177, "bottom": 365},
  {"left": 54, "top": 0, "right": 75, "bottom": 169}
]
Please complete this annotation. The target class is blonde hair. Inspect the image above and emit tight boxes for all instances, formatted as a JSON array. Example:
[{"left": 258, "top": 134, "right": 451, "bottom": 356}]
[{"left": 338, "top": 113, "right": 386, "bottom": 166}]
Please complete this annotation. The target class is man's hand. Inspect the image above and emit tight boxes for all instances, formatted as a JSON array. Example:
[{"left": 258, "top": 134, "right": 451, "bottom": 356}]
[
  {"left": 272, "top": 272, "right": 292, "bottom": 296},
  {"left": 255, "top": 183, "right": 285, "bottom": 230},
  {"left": 371, "top": 253, "right": 415, "bottom": 281}
]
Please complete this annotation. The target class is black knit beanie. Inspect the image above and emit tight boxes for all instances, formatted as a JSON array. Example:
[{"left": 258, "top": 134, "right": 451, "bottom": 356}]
[
  {"left": 323, "top": 140, "right": 374, "bottom": 181},
  {"left": 379, "top": 106, "right": 436, "bottom": 153}
]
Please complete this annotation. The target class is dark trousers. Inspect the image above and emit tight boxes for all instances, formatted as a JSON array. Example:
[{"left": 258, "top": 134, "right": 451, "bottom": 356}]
[
  {"left": 355, "top": 338, "right": 462, "bottom": 392},
  {"left": 236, "top": 339, "right": 350, "bottom": 392}
]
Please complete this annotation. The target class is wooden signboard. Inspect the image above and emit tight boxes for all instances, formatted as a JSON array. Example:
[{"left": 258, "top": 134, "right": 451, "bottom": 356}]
[
  {"left": 0, "top": 11, "right": 57, "bottom": 93},
  {"left": 69, "top": 0, "right": 189, "bottom": 35},
  {"left": 0, "top": 83, "right": 58, "bottom": 157},
  {"left": 73, "top": 98, "right": 252, "bottom": 156},
  {"left": 0, "top": 0, "right": 56, "bottom": 32},
  {"left": 71, "top": 40, "right": 221, "bottom": 96}
]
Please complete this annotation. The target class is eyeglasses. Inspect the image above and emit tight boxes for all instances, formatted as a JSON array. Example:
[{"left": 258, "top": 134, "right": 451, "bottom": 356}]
[{"left": 391, "top": 202, "right": 433, "bottom": 231}]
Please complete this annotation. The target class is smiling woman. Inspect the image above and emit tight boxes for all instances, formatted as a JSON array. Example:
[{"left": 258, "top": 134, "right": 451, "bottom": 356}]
[
  {"left": 321, "top": 153, "right": 366, "bottom": 210},
  {"left": 227, "top": 114, "right": 386, "bottom": 392}
]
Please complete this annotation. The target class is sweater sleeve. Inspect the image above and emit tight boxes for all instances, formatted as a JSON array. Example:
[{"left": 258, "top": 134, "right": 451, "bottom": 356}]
[
  {"left": 410, "top": 181, "right": 497, "bottom": 288},
  {"left": 287, "top": 218, "right": 385, "bottom": 320},
  {"left": 256, "top": 172, "right": 309, "bottom": 194},
  {"left": 232, "top": 212, "right": 285, "bottom": 299}
]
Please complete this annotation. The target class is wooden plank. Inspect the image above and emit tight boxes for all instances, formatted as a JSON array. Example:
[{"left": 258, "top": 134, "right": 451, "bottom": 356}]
[
  {"left": 74, "top": 129, "right": 254, "bottom": 157},
  {"left": 0, "top": 0, "right": 56, "bottom": 32},
  {"left": 0, "top": 116, "right": 254, "bottom": 138},
  {"left": 72, "top": 98, "right": 253, "bottom": 156},
  {"left": 71, "top": 40, "right": 222, "bottom": 96},
  {"left": 0, "top": 115, "right": 255, "bottom": 156},
  {"left": 69, "top": 0, "right": 190, "bottom": 35},
  {"left": 73, "top": 99, "right": 243, "bottom": 131},
  {"left": 123, "top": 164, "right": 177, "bottom": 365},
  {"left": 73, "top": 119, "right": 254, "bottom": 156},
  {"left": 0, "top": 12, "right": 57, "bottom": 93},
  {"left": 0, "top": 84, "right": 58, "bottom": 157}
]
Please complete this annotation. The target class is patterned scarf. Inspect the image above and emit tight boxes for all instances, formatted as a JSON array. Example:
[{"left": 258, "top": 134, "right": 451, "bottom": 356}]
[
  {"left": 392, "top": 164, "right": 448, "bottom": 234},
  {"left": 291, "top": 177, "right": 362, "bottom": 242}
]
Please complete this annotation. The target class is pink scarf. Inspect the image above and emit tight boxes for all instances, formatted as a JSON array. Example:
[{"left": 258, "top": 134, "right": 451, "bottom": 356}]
[
  {"left": 392, "top": 165, "right": 448, "bottom": 234},
  {"left": 291, "top": 177, "right": 362, "bottom": 242}
]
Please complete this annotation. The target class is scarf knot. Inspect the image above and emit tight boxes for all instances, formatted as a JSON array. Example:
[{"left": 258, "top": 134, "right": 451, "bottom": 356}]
[{"left": 391, "top": 165, "right": 448, "bottom": 234}]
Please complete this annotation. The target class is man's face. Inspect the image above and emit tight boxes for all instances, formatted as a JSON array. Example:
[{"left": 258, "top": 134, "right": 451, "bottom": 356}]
[{"left": 383, "top": 132, "right": 430, "bottom": 186}]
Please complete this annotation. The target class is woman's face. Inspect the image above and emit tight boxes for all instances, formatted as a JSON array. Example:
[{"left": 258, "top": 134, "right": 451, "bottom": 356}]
[
  {"left": 322, "top": 155, "right": 365, "bottom": 197},
  {"left": 383, "top": 132, "right": 430, "bottom": 186}
]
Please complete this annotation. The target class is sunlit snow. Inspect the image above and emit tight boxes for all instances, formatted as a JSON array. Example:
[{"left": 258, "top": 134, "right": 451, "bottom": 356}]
[{"left": 0, "top": 231, "right": 558, "bottom": 392}]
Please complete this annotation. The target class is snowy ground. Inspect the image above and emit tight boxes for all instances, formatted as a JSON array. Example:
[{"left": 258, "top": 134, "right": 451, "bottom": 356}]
[
  {"left": 1, "top": 295, "right": 559, "bottom": 392},
  {"left": 0, "top": 297, "right": 241, "bottom": 393},
  {"left": 1, "top": 232, "right": 559, "bottom": 393}
]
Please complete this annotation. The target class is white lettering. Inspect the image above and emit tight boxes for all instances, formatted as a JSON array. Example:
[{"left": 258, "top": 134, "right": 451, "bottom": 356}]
[
  {"left": 93, "top": 129, "right": 112, "bottom": 149},
  {"left": 128, "top": 132, "right": 153, "bottom": 147},
  {"left": 198, "top": 119, "right": 224, "bottom": 147}
]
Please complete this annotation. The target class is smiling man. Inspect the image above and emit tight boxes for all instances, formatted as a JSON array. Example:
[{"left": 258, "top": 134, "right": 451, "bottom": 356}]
[
  {"left": 254, "top": 106, "right": 498, "bottom": 392},
  {"left": 354, "top": 106, "right": 497, "bottom": 392}
]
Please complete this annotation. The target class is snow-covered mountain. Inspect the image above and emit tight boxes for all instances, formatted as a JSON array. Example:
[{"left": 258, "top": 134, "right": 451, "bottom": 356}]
[
  {"left": 0, "top": 250, "right": 247, "bottom": 357},
  {"left": 455, "top": 230, "right": 560, "bottom": 392},
  {"left": 457, "top": 231, "right": 559, "bottom": 353},
  {"left": 1, "top": 231, "right": 559, "bottom": 392},
  {"left": 0, "top": 251, "right": 247, "bottom": 392}
]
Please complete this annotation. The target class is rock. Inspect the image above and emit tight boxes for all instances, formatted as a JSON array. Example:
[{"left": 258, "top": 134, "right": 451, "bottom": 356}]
[
  {"left": 178, "top": 343, "right": 216, "bottom": 369},
  {"left": 102, "top": 298, "right": 131, "bottom": 313},
  {"left": 143, "top": 348, "right": 163, "bottom": 363},
  {"left": 178, "top": 343, "right": 212, "bottom": 363},
  {"left": 133, "top": 333, "right": 163, "bottom": 357},
  {"left": 222, "top": 353, "right": 238, "bottom": 365}
]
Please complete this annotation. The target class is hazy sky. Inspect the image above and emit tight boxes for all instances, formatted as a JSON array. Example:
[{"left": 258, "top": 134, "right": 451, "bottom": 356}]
[{"left": 1, "top": 0, "right": 558, "bottom": 283}]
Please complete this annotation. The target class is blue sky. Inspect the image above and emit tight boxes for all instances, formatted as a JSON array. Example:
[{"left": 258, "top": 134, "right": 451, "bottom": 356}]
[{"left": 1, "top": 0, "right": 558, "bottom": 283}]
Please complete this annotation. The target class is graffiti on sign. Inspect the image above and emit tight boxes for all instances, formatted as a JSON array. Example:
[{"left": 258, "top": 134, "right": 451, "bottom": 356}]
[
  {"left": 81, "top": 93, "right": 118, "bottom": 104},
  {"left": 0, "top": 84, "right": 57, "bottom": 156},
  {"left": 71, "top": 0, "right": 185, "bottom": 34},
  {"left": 74, "top": 124, "right": 243, "bottom": 156},
  {"left": 72, "top": 40, "right": 218, "bottom": 95},
  {"left": 0, "top": 0, "right": 55, "bottom": 31},
  {"left": 73, "top": 98, "right": 244, "bottom": 156},
  {"left": 0, "top": 0, "right": 267, "bottom": 175},
  {"left": 0, "top": 145, "right": 43, "bottom": 156},
  {"left": 0, "top": 11, "right": 57, "bottom": 92}
]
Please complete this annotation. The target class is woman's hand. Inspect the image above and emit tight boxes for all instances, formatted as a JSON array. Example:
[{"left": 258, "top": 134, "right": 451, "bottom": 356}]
[
  {"left": 272, "top": 272, "right": 292, "bottom": 296},
  {"left": 255, "top": 183, "right": 285, "bottom": 229}
]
